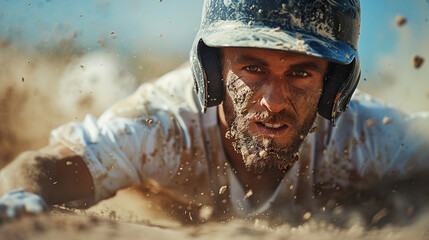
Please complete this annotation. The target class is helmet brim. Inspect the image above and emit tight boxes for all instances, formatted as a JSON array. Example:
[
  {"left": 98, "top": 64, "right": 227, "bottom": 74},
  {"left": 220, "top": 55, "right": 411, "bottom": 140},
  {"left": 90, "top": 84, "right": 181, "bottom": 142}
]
[{"left": 201, "top": 21, "right": 356, "bottom": 65}]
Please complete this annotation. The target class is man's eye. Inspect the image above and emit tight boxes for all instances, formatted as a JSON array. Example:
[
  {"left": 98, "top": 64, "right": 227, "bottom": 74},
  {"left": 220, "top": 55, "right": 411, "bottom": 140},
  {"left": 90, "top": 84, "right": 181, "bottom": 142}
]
[
  {"left": 290, "top": 71, "right": 309, "bottom": 77},
  {"left": 244, "top": 66, "right": 262, "bottom": 73}
]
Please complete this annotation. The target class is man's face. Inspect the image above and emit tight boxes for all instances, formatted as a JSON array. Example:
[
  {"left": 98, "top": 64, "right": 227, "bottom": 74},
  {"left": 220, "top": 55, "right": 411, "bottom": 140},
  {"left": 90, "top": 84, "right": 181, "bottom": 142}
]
[{"left": 219, "top": 47, "right": 328, "bottom": 172}]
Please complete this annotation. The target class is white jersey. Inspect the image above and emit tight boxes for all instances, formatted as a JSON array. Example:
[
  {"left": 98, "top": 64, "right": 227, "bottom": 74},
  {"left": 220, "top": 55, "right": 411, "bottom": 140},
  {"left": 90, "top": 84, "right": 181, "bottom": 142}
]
[{"left": 50, "top": 66, "right": 429, "bottom": 221}]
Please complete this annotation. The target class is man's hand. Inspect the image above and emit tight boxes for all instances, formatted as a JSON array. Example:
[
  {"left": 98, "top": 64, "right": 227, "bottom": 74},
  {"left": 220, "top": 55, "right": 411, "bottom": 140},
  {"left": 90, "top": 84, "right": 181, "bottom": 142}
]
[
  {"left": 0, "top": 189, "right": 49, "bottom": 223},
  {"left": 0, "top": 144, "right": 94, "bottom": 205}
]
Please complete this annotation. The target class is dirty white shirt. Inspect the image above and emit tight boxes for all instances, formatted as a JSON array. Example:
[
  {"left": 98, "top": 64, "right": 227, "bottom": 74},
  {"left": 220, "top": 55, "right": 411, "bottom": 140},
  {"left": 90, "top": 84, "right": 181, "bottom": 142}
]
[{"left": 50, "top": 66, "right": 429, "bottom": 221}]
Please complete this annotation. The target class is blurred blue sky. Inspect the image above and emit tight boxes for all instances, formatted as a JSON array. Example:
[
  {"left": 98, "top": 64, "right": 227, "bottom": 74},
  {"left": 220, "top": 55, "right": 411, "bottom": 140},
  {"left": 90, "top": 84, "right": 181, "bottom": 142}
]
[{"left": 0, "top": 0, "right": 428, "bottom": 78}]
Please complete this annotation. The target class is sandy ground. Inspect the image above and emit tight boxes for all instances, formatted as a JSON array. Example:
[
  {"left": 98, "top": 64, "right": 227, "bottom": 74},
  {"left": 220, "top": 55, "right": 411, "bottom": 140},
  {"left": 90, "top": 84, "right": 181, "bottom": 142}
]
[
  {"left": 1, "top": 187, "right": 429, "bottom": 240},
  {"left": 1, "top": 193, "right": 429, "bottom": 240},
  {"left": 1, "top": 43, "right": 429, "bottom": 239}
]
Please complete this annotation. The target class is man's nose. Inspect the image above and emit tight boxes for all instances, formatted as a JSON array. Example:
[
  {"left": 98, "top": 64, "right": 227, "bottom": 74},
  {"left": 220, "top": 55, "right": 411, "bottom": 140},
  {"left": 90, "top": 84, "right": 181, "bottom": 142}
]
[{"left": 259, "top": 82, "right": 290, "bottom": 113}]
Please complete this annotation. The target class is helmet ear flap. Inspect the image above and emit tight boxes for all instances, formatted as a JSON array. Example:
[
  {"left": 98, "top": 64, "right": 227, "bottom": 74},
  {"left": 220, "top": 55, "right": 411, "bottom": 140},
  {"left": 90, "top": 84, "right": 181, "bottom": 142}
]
[
  {"left": 199, "top": 42, "right": 224, "bottom": 107},
  {"left": 318, "top": 60, "right": 359, "bottom": 125}
]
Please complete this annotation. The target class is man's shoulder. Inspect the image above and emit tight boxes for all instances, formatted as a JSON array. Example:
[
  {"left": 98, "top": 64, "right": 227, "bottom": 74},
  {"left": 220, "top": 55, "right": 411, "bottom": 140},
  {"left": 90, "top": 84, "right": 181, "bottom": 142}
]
[
  {"left": 152, "top": 63, "right": 195, "bottom": 98},
  {"left": 101, "top": 64, "right": 199, "bottom": 120},
  {"left": 340, "top": 89, "right": 407, "bottom": 125},
  {"left": 322, "top": 89, "right": 411, "bottom": 153},
  {"left": 142, "top": 63, "right": 196, "bottom": 107}
]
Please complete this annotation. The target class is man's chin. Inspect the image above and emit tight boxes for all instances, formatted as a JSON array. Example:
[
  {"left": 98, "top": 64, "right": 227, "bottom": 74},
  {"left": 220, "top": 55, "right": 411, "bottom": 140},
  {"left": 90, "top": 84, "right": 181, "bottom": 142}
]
[
  {"left": 242, "top": 152, "right": 298, "bottom": 173},
  {"left": 238, "top": 141, "right": 301, "bottom": 172},
  {"left": 236, "top": 126, "right": 309, "bottom": 170}
]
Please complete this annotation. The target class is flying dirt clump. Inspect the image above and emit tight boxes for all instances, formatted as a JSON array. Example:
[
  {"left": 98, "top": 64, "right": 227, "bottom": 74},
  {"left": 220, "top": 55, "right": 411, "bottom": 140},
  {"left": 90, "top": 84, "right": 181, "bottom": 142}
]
[
  {"left": 395, "top": 15, "right": 407, "bottom": 27},
  {"left": 412, "top": 55, "right": 425, "bottom": 69}
]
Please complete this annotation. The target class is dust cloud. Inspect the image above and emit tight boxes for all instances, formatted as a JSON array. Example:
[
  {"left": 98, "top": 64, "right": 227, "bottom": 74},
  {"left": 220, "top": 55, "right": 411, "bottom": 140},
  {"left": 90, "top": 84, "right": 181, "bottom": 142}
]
[{"left": 0, "top": 41, "right": 181, "bottom": 168}]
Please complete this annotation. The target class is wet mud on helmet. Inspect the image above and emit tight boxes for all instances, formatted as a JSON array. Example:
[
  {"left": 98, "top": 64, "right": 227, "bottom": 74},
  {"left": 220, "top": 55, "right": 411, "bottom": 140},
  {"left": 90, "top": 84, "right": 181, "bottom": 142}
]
[{"left": 191, "top": 0, "right": 361, "bottom": 125}]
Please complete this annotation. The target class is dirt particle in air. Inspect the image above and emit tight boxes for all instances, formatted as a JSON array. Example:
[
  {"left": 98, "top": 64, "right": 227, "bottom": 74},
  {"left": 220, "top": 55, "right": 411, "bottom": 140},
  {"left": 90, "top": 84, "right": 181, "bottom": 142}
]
[
  {"left": 110, "top": 31, "right": 115, "bottom": 35},
  {"left": 258, "top": 9, "right": 263, "bottom": 14},
  {"left": 413, "top": 55, "right": 425, "bottom": 69},
  {"left": 365, "top": 118, "right": 376, "bottom": 128},
  {"left": 244, "top": 189, "right": 253, "bottom": 199},
  {"left": 146, "top": 118, "right": 153, "bottom": 124},
  {"left": 395, "top": 15, "right": 407, "bottom": 26},
  {"left": 21, "top": 77, "right": 24, "bottom": 82},
  {"left": 382, "top": 116, "right": 392, "bottom": 125},
  {"left": 273, "top": 27, "right": 281, "bottom": 32},
  {"left": 199, "top": 205, "right": 214, "bottom": 220},
  {"left": 219, "top": 185, "right": 227, "bottom": 195},
  {"left": 282, "top": 3, "right": 286, "bottom": 9},
  {"left": 248, "top": 21, "right": 254, "bottom": 26},
  {"left": 371, "top": 208, "right": 389, "bottom": 225},
  {"left": 322, "top": 148, "right": 327, "bottom": 154},
  {"left": 302, "top": 211, "right": 312, "bottom": 221},
  {"left": 250, "top": 5, "right": 256, "bottom": 10},
  {"left": 66, "top": 161, "right": 73, "bottom": 166}
]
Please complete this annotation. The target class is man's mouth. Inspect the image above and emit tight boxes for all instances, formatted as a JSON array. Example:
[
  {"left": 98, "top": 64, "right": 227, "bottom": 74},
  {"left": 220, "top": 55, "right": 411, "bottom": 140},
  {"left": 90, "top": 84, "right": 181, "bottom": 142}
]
[{"left": 255, "top": 122, "right": 289, "bottom": 136}]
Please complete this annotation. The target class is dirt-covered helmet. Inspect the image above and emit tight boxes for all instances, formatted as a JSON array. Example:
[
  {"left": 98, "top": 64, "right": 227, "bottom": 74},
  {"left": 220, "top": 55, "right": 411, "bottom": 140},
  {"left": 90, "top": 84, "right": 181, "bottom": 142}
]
[{"left": 190, "top": 0, "right": 361, "bottom": 125}]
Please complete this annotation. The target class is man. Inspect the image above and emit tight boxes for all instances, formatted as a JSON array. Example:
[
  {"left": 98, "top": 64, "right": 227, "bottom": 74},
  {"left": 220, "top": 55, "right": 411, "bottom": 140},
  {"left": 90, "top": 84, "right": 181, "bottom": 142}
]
[{"left": 1, "top": 0, "right": 428, "bottom": 225}]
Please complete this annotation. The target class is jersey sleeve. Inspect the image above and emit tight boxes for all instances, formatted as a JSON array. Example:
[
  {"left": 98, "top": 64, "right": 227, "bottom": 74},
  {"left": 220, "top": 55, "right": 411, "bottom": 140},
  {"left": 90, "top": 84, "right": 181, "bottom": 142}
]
[
  {"left": 49, "top": 68, "right": 201, "bottom": 204},
  {"left": 317, "top": 91, "right": 429, "bottom": 191},
  {"left": 49, "top": 110, "right": 181, "bottom": 203}
]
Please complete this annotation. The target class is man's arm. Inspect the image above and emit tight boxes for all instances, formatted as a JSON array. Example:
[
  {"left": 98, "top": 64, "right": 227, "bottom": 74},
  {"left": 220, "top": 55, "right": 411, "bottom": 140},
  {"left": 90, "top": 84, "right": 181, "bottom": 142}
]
[{"left": 0, "top": 143, "right": 94, "bottom": 205}]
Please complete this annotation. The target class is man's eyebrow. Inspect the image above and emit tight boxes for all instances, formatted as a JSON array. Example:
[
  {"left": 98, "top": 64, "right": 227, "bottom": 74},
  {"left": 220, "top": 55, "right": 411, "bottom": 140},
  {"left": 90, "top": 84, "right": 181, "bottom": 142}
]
[
  {"left": 233, "top": 55, "right": 269, "bottom": 67},
  {"left": 289, "top": 62, "right": 324, "bottom": 73},
  {"left": 232, "top": 55, "right": 325, "bottom": 73}
]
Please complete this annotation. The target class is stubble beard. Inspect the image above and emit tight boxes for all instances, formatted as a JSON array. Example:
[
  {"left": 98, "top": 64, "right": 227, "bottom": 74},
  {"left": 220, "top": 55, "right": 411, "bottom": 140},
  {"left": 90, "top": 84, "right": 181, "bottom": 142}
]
[{"left": 223, "top": 79, "right": 318, "bottom": 173}]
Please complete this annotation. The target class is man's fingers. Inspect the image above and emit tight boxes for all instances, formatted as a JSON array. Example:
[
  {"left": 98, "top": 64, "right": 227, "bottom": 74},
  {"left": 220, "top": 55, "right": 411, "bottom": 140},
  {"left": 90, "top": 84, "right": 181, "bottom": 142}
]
[
  {"left": 0, "top": 189, "right": 49, "bottom": 224},
  {"left": 24, "top": 198, "right": 49, "bottom": 214}
]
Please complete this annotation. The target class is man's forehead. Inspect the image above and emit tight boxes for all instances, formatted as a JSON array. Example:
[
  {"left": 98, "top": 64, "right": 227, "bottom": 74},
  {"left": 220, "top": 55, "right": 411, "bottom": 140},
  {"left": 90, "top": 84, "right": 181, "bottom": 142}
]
[{"left": 220, "top": 47, "right": 328, "bottom": 66}]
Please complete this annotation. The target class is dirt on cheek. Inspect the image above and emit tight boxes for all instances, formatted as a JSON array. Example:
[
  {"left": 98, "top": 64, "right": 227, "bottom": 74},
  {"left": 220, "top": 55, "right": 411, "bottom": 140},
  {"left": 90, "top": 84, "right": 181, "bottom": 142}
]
[{"left": 222, "top": 69, "right": 324, "bottom": 171}]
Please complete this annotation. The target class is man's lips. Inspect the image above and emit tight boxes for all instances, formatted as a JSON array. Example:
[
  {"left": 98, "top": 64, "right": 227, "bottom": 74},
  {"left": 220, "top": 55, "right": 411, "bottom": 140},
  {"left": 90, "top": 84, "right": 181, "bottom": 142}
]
[{"left": 254, "top": 122, "right": 289, "bottom": 136}]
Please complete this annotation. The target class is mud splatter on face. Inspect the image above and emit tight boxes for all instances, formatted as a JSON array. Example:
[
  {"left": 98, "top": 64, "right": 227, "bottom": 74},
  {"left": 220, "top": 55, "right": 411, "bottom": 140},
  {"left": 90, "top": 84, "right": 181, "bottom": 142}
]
[
  {"left": 222, "top": 69, "right": 320, "bottom": 172},
  {"left": 220, "top": 48, "right": 325, "bottom": 173}
]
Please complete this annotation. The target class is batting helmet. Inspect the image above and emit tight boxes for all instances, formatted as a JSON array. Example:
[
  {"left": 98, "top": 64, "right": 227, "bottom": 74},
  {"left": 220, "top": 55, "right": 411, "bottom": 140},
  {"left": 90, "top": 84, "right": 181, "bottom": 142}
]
[{"left": 191, "top": 0, "right": 361, "bottom": 125}]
